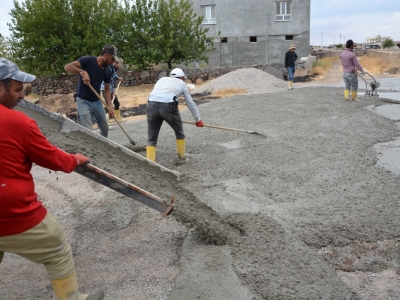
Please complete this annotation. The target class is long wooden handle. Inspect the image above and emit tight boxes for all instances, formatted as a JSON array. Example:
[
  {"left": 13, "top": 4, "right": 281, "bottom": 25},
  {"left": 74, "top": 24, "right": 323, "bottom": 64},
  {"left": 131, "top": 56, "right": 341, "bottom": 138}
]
[
  {"left": 112, "top": 81, "right": 122, "bottom": 105},
  {"left": 76, "top": 163, "right": 174, "bottom": 216},
  {"left": 182, "top": 120, "right": 256, "bottom": 134},
  {"left": 86, "top": 82, "right": 136, "bottom": 145},
  {"left": 86, "top": 81, "right": 109, "bottom": 109}
]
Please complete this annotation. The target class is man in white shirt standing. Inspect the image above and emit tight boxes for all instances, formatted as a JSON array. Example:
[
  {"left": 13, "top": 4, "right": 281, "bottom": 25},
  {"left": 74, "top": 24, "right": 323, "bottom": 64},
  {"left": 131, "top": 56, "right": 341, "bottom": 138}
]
[{"left": 146, "top": 68, "right": 203, "bottom": 164}]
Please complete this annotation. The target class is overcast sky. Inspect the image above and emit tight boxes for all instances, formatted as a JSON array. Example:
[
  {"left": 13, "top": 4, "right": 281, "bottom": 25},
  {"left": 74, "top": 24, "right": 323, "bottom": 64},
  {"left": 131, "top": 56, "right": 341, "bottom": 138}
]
[{"left": 1, "top": 0, "right": 399, "bottom": 46}]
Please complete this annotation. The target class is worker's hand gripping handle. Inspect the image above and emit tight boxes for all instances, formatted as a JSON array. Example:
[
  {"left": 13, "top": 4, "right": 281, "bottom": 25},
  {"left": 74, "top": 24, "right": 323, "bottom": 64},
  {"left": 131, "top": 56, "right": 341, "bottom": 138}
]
[
  {"left": 195, "top": 120, "right": 204, "bottom": 127},
  {"left": 74, "top": 153, "right": 89, "bottom": 166}
]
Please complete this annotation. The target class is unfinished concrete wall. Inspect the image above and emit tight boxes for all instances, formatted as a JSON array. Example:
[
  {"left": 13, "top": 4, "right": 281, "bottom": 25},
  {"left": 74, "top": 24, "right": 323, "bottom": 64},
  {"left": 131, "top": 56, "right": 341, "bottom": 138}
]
[
  {"left": 190, "top": 0, "right": 310, "bottom": 67},
  {"left": 366, "top": 50, "right": 400, "bottom": 65}
]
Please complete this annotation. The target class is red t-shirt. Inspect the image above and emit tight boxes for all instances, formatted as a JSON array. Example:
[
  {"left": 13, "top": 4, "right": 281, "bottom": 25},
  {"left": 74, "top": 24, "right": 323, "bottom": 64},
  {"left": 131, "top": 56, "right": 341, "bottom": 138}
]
[{"left": 0, "top": 105, "right": 77, "bottom": 237}]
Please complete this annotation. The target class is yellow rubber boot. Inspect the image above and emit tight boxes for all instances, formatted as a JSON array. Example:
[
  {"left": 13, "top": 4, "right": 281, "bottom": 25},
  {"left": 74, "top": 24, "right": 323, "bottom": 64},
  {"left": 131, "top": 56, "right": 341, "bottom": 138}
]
[
  {"left": 344, "top": 90, "right": 349, "bottom": 100},
  {"left": 288, "top": 81, "right": 293, "bottom": 90},
  {"left": 146, "top": 146, "right": 156, "bottom": 162},
  {"left": 114, "top": 109, "right": 126, "bottom": 123},
  {"left": 114, "top": 109, "right": 120, "bottom": 121},
  {"left": 176, "top": 139, "right": 189, "bottom": 164},
  {"left": 176, "top": 139, "right": 185, "bottom": 159},
  {"left": 51, "top": 271, "right": 86, "bottom": 300},
  {"left": 352, "top": 90, "right": 359, "bottom": 101}
]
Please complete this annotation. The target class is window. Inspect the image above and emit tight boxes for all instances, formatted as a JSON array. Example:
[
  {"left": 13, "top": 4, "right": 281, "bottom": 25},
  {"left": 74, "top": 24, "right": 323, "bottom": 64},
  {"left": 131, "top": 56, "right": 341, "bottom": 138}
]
[
  {"left": 201, "top": 5, "right": 216, "bottom": 24},
  {"left": 250, "top": 36, "right": 257, "bottom": 43},
  {"left": 276, "top": 1, "right": 292, "bottom": 21},
  {"left": 220, "top": 37, "right": 228, "bottom": 44},
  {"left": 285, "top": 35, "right": 294, "bottom": 40}
]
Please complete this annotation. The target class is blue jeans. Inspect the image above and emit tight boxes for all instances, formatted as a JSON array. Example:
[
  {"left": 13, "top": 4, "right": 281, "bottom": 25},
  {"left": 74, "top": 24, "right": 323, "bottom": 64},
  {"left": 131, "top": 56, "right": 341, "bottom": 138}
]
[
  {"left": 147, "top": 101, "right": 185, "bottom": 146},
  {"left": 287, "top": 67, "right": 295, "bottom": 81},
  {"left": 342, "top": 72, "right": 358, "bottom": 91},
  {"left": 76, "top": 97, "right": 109, "bottom": 137}
]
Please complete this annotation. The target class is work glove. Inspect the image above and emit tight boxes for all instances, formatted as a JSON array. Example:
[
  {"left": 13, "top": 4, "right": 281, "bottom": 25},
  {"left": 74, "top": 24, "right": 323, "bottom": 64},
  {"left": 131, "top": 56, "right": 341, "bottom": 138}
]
[
  {"left": 74, "top": 153, "right": 89, "bottom": 166},
  {"left": 360, "top": 71, "right": 366, "bottom": 75},
  {"left": 195, "top": 120, "right": 204, "bottom": 127},
  {"left": 187, "top": 83, "right": 196, "bottom": 91}
]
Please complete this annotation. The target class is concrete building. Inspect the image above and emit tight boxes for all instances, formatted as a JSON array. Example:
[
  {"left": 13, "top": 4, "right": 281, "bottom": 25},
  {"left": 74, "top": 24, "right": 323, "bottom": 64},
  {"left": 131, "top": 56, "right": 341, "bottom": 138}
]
[
  {"left": 189, "top": 0, "right": 310, "bottom": 67},
  {"left": 365, "top": 35, "right": 390, "bottom": 47}
]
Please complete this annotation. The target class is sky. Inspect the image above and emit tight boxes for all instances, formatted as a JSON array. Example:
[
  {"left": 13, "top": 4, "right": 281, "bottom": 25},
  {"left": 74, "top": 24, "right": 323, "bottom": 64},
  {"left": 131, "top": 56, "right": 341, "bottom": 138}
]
[{"left": 0, "top": 0, "right": 399, "bottom": 46}]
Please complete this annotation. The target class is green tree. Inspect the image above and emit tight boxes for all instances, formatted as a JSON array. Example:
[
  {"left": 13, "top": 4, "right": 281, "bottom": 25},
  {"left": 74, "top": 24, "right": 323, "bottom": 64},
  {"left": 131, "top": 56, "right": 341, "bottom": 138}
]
[
  {"left": 7, "top": 0, "right": 217, "bottom": 74},
  {"left": 0, "top": 34, "right": 11, "bottom": 58},
  {"left": 8, "top": 0, "right": 123, "bottom": 75},
  {"left": 154, "top": 0, "right": 214, "bottom": 69},
  {"left": 118, "top": 0, "right": 160, "bottom": 70},
  {"left": 124, "top": 0, "right": 215, "bottom": 69},
  {"left": 382, "top": 38, "right": 395, "bottom": 49}
]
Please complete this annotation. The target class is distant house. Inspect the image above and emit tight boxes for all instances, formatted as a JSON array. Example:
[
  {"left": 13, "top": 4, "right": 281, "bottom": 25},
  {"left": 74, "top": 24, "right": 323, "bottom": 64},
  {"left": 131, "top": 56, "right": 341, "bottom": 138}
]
[
  {"left": 364, "top": 35, "right": 390, "bottom": 48},
  {"left": 189, "top": 0, "right": 311, "bottom": 67}
]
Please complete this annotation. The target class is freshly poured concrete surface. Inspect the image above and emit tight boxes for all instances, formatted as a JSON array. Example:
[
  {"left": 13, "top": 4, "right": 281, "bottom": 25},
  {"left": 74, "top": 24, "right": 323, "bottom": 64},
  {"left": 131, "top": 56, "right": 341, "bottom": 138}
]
[
  {"left": 108, "top": 86, "right": 400, "bottom": 298},
  {"left": 370, "top": 103, "right": 400, "bottom": 176},
  {"left": 3, "top": 86, "right": 400, "bottom": 299}
]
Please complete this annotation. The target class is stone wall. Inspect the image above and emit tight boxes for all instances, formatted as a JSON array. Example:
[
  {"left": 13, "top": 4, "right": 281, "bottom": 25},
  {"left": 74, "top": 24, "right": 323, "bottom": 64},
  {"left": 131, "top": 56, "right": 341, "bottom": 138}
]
[
  {"left": 31, "top": 62, "right": 314, "bottom": 96},
  {"left": 31, "top": 65, "right": 275, "bottom": 96},
  {"left": 365, "top": 49, "right": 400, "bottom": 65},
  {"left": 310, "top": 50, "right": 342, "bottom": 59}
]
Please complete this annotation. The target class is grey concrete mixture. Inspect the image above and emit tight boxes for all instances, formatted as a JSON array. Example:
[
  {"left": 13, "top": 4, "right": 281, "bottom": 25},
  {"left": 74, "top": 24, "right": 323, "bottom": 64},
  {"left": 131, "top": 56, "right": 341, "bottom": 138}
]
[{"left": 2, "top": 85, "right": 400, "bottom": 299}]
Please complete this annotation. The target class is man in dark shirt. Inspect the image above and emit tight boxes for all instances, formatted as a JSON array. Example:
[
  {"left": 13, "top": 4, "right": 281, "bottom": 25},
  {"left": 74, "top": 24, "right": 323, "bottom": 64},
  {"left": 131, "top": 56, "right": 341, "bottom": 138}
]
[
  {"left": 65, "top": 45, "right": 119, "bottom": 137},
  {"left": 284, "top": 44, "right": 298, "bottom": 90}
]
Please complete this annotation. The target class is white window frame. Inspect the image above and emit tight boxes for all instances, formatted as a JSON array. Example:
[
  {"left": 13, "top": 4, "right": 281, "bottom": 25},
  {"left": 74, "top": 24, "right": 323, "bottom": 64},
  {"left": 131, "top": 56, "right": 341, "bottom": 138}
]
[
  {"left": 275, "top": 1, "right": 292, "bottom": 21},
  {"left": 201, "top": 5, "right": 216, "bottom": 25}
]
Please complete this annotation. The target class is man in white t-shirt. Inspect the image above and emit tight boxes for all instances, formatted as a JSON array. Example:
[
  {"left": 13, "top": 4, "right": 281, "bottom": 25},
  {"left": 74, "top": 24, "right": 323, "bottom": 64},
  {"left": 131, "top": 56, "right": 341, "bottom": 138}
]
[{"left": 146, "top": 68, "right": 203, "bottom": 164}]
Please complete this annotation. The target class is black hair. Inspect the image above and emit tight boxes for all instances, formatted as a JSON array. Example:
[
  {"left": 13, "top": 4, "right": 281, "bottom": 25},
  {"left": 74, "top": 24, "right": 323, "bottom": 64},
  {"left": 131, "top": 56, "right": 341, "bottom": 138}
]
[
  {"left": 346, "top": 39, "right": 354, "bottom": 48},
  {"left": 0, "top": 78, "right": 12, "bottom": 91}
]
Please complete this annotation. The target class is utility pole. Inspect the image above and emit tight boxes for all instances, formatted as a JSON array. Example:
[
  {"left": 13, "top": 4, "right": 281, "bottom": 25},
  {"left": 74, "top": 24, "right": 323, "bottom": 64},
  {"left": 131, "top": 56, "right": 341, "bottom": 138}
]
[
  {"left": 321, "top": 32, "right": 323, "bottom": 48},
  {"left": 340, "top": 33, "right": 342, "bottom": 46}
]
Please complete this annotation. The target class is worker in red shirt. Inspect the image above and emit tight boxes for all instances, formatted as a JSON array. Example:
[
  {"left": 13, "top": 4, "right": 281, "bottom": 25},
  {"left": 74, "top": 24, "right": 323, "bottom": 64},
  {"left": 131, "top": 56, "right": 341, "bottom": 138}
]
[{"left": 0, "top": 58, "right": 103, "bottom": 300}]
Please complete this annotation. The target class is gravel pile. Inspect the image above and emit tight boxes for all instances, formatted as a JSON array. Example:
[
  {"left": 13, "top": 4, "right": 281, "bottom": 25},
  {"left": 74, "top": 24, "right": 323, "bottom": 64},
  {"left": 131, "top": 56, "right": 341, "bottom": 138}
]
[{"left": 194, "top": 68, "right": 287, "bottom": 95}]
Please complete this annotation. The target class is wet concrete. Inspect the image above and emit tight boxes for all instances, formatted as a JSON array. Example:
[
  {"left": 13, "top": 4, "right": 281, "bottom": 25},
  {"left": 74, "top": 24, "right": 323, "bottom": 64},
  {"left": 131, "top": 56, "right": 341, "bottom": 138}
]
[
  {"left": 379, "top": 93, "right": 400, "bottom": 101},
  {"left": 369, "top": 103, "right": 400, "bottom": 176},
  {"left": 14, "top": 85, "right": 400, "bottom": 299},
  {"left": 18, "top": 106, "right": 237, "bottom": 246}
]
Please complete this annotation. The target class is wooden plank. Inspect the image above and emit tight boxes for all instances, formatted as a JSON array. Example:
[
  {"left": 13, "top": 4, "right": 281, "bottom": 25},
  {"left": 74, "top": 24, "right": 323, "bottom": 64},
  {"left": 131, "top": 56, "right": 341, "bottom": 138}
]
[{"left": 75, "top": 163, "right": 175, "bottom": 216}]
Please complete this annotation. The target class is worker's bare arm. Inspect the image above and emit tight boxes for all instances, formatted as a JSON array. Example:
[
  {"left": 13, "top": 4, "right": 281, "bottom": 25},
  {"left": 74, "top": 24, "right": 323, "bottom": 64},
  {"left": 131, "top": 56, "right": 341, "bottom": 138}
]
[
  {"left": 64, "top": 61, "right": 82, "bottom": 75},
  {"left": 65, "top": 61, "right": 91, "bottom": 85}
]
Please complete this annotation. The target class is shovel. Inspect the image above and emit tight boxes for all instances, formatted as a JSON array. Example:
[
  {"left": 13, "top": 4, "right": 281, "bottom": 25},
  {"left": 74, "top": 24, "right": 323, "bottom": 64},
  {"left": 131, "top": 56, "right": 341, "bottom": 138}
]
[
  {"left": 86, "top": 81, "right": 137, "bottom": 145},
  {"left": 182, "top": 121, "right": 266, "bottom": 137}
]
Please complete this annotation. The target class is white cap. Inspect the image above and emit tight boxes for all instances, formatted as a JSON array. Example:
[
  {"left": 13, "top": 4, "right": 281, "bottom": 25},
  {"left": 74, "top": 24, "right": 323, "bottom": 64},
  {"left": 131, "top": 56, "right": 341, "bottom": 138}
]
[{"left": 170, "top": 68, "right": 187, "bottom": 79}]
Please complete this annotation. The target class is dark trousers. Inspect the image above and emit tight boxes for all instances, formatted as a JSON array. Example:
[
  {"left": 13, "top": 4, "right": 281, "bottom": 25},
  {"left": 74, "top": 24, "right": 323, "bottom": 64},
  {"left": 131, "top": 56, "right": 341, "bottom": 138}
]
[
  {"left": 113, "top": 96, "right": 120, "bottom": 110},
  {"left": 147, "top": 101, "right": 185, "bottom": 146},
  {"left": 101, "top": 91, "right": 120, "bottom": 110}
]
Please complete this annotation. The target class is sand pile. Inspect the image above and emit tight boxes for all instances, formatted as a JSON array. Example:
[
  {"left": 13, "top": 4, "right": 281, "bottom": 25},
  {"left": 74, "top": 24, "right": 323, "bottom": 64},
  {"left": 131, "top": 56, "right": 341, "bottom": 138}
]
[{"left": 194, "top": 68, "right": 287, "bottom": 95}]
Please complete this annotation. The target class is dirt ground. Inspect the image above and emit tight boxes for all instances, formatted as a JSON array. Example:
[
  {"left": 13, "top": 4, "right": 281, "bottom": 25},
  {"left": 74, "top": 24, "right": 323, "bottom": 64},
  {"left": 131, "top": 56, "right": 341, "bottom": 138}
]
[
  {"left": 3, "top": 59, "right": 400, "bottom": 300},
  {"left": 26, "top": 78, "right": 263, "bottom": 124}
]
